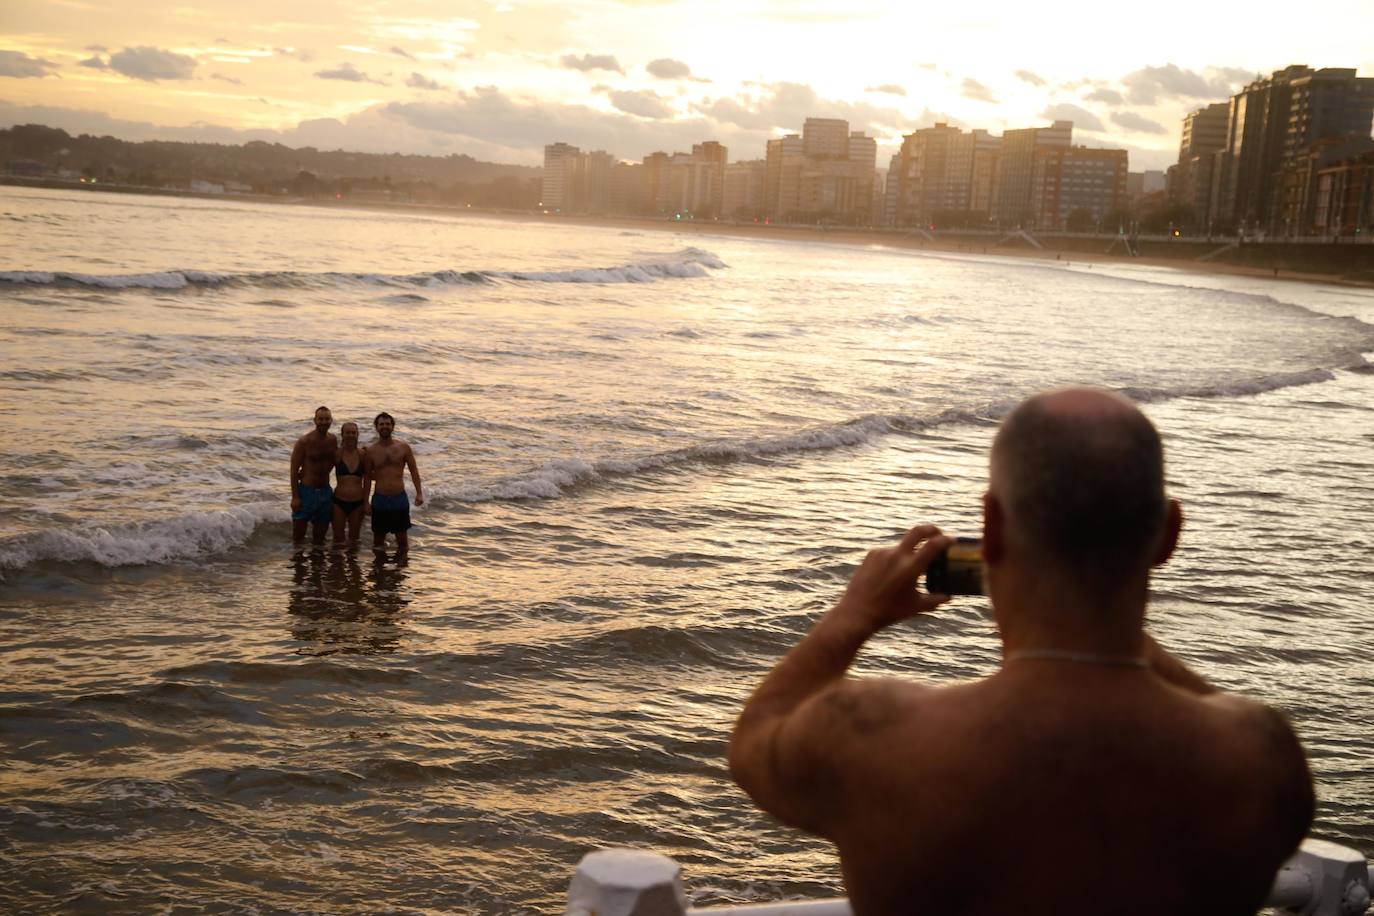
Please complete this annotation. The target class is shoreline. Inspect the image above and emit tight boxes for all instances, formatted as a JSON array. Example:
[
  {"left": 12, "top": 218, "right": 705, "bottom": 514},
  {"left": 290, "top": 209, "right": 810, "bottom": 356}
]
[
  {"left": 519, "top": 212, "right": 1374, "bottom": 290},
  {"left": 6, "top": 176, "right": 1372, "bottom": 289}
]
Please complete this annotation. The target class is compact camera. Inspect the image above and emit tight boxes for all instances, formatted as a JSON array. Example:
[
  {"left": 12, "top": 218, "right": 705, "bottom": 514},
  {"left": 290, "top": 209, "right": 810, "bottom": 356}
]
[{"left": 925, "top": 537, "right": 984, "bottom": 596}]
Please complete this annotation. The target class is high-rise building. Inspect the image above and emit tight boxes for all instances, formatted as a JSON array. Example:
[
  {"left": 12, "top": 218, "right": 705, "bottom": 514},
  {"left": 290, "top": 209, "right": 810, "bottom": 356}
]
[
  {"left": 691, "top": 141, "right": 728, "bottom": 216},
  {"left": 802, "top": 118, "right": 850, "bottom": 158},
  {"left": 1030, "top": 146, "right": 1129, "bottom": 230},
  {"left": 1312, "top": 148, "right": 1374, "bottom": 235},
  {"left": 993, "top": 121, "right": 1072, "bottom": 226},
  {"left": 765, "top": 134, "right": 805, "bottom": 219},
  {"left": 1169, "top": 102, "right": 1229, "bottom": 229},
  {"left": 723, "top": 159, "right": 767, "bottom": 218},
  {"left": 1212, "top": 65, "right": 1374, "bottom": 233},
  {"left": 542, "top": 142, "right": 581, "bottom": 211},
  {"left": 894, "top": 124, "right": 1001, "bottom": 227}
]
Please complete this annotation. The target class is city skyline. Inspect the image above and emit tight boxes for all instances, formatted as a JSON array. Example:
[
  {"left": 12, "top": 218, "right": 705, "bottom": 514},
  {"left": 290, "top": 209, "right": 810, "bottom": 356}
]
[{"left": 3, "top": 1, "right": 1373, "bottom": 171}]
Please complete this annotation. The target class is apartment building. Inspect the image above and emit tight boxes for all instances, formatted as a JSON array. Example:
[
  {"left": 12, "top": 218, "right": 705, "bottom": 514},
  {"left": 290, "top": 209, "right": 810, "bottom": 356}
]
[
  {"left": 541, "top": 142, "right": 580, "bottom": 211},
  {"left": 1031, "top": 146, "right": 1128, "bottom": 230},
  {"left": 993, "top": 121, "right": 1073, "bottom": 226}
]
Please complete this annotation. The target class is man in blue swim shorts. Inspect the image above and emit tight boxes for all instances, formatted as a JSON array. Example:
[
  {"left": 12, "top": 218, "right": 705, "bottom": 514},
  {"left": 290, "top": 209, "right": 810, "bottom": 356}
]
[
  {"left": 362, "top": 411, "right": 424, "bottom": 554},
  {"left": 290, "top": 406, "right": 338, "bottom": 545}
]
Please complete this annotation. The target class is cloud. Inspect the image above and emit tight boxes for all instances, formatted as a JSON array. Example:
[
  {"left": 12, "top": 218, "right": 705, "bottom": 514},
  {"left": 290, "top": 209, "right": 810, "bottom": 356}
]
[
  {"left": 108, "top": 46, "right": 197, "bottom": 82},
  {"left": 1039, "top": 103, "right": 1106, "bottom": 132},
  {"left": 0, "top": 50, "right": 60, "bottom": 79},
  {"left": 646, "top": 58, "right": 691, "bottom": 80},
  {"left": 866, "top": 84, "right": 906, "bottom": 96},
  {"left": 1110, "top": 111, "right": 1167, "bottom": 134},
  {"left": 693, "top": 81, "right": 908, "bottom": 136},
  {"left": 1084, "top": 87, "right": 1125, "bottom": 105},
  {"left": 210, "top": 72, "right": 243, "bottom": 85},
  {"left": 275, "top": 47, "right": 315, "bottom": 63},
  {"left": 85, "top": 44, "right": 108, "bottom": 53},
  {"left": 390, "top": 46, "right": 414, "bottom": 60},
  {"left": 315, "top": 62, "right": 381, "bottom": 84},
  {"left": 560, "top": 53, "right": 621, "bottom": 73},
  {"left": 961, "top": 78, "right": 996, "bottom": 103},
  {"left": 79, "top": 56, "right": 108, "bottom": 70},
  {"left": 406, "top": 72, "right": 444, "bottom": 91},
  {"left": 607, "top": 89, "right": 673, "bottom": 119},
  {"left": 1121, "top": 64, "right": 1250, "bottom": 105},
  {"left": 1014, "top": 70, "right": 1046, "bottom": 87}
]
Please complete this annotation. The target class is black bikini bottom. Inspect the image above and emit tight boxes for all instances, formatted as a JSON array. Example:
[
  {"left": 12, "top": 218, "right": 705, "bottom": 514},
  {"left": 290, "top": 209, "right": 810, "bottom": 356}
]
[{"left": 333, "top": 496, "right": 365, "bottom": 514}]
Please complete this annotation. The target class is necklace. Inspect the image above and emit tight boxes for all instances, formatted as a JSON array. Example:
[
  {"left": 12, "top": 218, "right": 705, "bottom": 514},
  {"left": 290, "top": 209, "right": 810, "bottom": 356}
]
[{"left": 1006, "top": 648, "right": 1149, "bottom": 669}]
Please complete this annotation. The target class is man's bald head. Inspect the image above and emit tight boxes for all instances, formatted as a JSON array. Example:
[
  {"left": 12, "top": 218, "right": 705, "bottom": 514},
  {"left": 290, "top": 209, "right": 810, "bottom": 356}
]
[{"left": 990, "top": 388, "right": 1167, "bottom": 584}]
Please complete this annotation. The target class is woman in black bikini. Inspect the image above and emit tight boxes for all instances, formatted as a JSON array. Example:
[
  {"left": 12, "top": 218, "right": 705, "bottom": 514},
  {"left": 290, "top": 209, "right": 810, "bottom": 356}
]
[{"left": 331, "top": 421, "right": 368, "bottom": 547}]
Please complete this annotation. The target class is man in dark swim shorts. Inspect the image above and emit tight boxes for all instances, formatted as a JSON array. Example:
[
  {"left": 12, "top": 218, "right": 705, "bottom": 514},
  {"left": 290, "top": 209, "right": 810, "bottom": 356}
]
[
  {"left": 362, "top": 411, "right": 424, "bottom": 554},
  {"left": 290, "top": 406, "right": 338, "bottom": 546}
]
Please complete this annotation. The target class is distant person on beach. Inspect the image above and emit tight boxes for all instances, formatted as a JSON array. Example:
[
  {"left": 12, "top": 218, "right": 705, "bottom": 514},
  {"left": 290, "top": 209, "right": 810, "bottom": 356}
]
[
  {"left": 331, "top": 421, "right": 368, "bottom": 547},
  {"left": 363, "top": 411, "right": 424, "bottom": 554},
  {"left": 290, "top": 406, "right": 338, "bottom": 546},
  {"left": 729, "top": 388, "right": 1313, "bottom": 916}
]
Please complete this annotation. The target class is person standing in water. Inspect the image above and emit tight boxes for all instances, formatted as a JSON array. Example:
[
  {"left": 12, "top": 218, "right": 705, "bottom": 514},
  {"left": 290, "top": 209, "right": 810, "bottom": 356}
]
[
  {"left": 362, "top": 411, "right": 424, "bottom": 554},
  {"left": 330, "top": 421, "right": 368, "bottom": 548},
  {"left": 290, "top": 406, "right": 337, "bottom": 546}
]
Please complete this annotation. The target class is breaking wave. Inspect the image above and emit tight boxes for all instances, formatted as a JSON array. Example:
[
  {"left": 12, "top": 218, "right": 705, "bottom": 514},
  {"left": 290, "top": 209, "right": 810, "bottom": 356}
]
[
  {"left": 0, "top": 248, "right": 727, "bottom": 291},
  {"left": 1, "top": 360, "right": 1356, "bottom": 574}
]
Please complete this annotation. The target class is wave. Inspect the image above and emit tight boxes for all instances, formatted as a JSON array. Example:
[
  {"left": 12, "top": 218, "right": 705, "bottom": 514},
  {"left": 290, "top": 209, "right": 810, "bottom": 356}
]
[
  {"left": 0, "top": 248, "right": 727, "bottom": 292},
  {"left": 0, "top": 362, "right": 1357, "bottom": 574},
  {"left": 0, "top": 502, "right": 279, "bottom": 572}
]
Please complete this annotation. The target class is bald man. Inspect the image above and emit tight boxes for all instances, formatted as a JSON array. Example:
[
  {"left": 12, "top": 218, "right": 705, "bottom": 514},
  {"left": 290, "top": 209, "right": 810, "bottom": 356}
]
[{"left": 729, "top": 388, "right": 1313, "bottom": 916}]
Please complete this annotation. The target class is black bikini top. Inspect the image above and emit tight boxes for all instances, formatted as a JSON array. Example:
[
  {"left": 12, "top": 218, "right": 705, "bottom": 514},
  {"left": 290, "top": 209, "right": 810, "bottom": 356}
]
[{"left": 336, "top": 456, "right": 364, "bottom": 478}]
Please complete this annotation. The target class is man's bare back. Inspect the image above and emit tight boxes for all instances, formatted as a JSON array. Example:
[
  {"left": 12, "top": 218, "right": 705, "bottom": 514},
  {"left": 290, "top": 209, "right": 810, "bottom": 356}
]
[
  {"left": 729, "top": 389, "right": 1313, "bottom": 915},
  {"left": 805, "top": 665, "right": 1309, "bottom": 915}
]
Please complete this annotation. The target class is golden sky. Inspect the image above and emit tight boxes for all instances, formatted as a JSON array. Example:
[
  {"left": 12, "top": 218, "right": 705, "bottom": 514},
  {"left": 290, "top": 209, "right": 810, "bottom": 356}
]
[{"left": 2, "top": 0, "right": 1372, "bottom": 170}]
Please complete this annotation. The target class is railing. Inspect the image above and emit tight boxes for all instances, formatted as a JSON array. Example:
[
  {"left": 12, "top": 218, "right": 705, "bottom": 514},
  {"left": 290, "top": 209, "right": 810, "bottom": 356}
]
[{"left": 567, "top": 837, "right": 1370, "bottom": 916}]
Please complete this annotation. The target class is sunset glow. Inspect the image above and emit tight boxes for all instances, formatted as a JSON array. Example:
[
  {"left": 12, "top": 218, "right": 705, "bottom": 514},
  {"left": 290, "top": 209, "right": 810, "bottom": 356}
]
[{"left": 4, "top": 1, "right": 1374, "bottom": 169}]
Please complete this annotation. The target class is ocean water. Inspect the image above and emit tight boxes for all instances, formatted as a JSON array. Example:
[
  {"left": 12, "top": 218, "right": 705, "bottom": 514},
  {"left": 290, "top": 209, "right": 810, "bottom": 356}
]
[{"left": 1, "top": 184, "right": 1371, "bottom": 913}]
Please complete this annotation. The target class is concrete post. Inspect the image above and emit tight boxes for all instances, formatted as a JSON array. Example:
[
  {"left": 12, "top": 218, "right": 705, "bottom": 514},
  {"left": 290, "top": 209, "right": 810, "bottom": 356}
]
[
  {"left": 1273, "top": 837, "right": 1371, "bottom": 916},
  {"left": 567, "top": 848, "right": 687, "bottom": 916}
]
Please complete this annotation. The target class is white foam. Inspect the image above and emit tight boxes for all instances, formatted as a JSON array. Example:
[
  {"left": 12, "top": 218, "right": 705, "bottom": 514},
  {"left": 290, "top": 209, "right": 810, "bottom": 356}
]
[
  {"left": 0, "top": 502, "right": 281, "bottom": 570},
  {"left": 0, "top": 248, "right": 726, "bottom": 292}
]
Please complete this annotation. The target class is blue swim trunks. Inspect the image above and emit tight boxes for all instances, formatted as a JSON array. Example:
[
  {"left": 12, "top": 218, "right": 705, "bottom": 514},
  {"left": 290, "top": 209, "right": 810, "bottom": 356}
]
[
  {"left": 371, "top": 491, "right": 412, "bottom": 534},
  {"left": 293, "top": 484, "right": 333, "bottom": 524}
]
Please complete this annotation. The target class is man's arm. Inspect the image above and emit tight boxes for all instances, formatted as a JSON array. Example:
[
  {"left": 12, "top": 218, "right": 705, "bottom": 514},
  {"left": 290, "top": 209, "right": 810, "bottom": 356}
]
[
  {"left": 289, "top": 439, "right": 304, "bottom": 509},
  {"left": 406, "top": 446, "right": 424, "bottom": 506},
  {"left": 728, "top": 526, "right": 950, "bottom": 836},
  {"left": 361, "top": 447, "right": 373, "bottom": 513}
]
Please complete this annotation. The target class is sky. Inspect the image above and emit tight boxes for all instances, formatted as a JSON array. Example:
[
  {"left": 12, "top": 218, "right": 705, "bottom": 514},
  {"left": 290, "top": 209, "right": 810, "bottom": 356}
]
[{"left": 3, "top": 0, "right": 1373, "bottom": 172}]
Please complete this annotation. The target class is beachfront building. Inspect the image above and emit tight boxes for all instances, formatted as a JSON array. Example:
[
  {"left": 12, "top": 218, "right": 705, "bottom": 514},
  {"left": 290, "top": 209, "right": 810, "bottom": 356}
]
[
  {"left": 893, "top": 124, "right": 1001, "bottom": 228},
  {"left": 802, "top": 118, "right": 850, "bottom": 158},
  {"left": 764, "top": 123, "right": 877, "bottom": 224},
  {"left": 764, "top": 134, "right": 804, "bottom": 220},
  {"left": 1168, "top": 102, "right": 1229, "bottom": 231},
  {"left": 640, "top": 142, "right": 728, "bottom": 218},
  {"left": 1213, "top": 66, "right": 1374, "bottom": 235},
  {"left": 1278, "top": 136, "right": 1374, "bottom": 235},
  {"left": 722, "top": 159, "right": 766, "bottom": 219},
  {"left": 993, "top": 120, "right": 1073, "bottom": 227},
  {"left": 1312, "top": 148, "right": 1374, "bottom": 235},
  {"left": 542, "top": 142, "right": 580, "bottom": 212},
  {"left": 1030, "top": 146, "right": 1129, "bottom": 231}
]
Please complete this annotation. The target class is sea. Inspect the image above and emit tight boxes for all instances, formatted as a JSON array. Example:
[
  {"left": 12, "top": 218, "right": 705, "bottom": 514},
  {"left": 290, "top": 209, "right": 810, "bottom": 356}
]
[{"left": 1, "top": 184, "right": 1371, "bottom": 913}]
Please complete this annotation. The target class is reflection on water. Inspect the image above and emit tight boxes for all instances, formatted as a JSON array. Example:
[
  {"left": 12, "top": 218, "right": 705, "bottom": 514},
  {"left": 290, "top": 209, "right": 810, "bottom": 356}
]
[{"left": 286, "top": 549, "right": 410, "bottom": 655}]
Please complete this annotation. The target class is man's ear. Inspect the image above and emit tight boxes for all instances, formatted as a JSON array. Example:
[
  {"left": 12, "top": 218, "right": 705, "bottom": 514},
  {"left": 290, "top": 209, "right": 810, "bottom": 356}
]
[
  {"left": 1151, "top": 498, "right": 1182, "bottom": 567},
  {"left": 982, "top": 491, "right": 1004, "bottom": 563}
]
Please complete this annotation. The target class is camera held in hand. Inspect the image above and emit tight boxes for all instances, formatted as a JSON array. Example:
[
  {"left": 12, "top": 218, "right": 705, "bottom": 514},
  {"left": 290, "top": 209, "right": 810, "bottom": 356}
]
[{"left": 926, "top": 537, "right": 984, "bottom": 596}]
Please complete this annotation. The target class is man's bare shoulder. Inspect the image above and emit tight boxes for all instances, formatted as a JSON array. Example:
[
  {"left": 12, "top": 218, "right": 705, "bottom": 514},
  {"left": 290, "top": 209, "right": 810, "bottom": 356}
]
[{"left": 805, "top": 675, "right": 983, "bottom": 748}]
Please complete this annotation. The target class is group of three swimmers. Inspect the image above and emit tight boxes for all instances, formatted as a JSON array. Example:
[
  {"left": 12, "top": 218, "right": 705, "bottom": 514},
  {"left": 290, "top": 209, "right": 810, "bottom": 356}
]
[{"left": 289, "top": 406, "right": 425, "bottom": 552}]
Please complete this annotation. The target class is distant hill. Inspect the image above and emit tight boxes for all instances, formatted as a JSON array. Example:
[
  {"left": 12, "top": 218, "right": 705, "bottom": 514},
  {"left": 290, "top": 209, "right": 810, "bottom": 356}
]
[{"left": 0, "top": 124, "right": 542, "bottom": 207}]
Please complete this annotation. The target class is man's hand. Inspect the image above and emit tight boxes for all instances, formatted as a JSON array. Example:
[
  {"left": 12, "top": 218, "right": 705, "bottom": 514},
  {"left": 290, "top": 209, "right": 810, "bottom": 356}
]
[
  {"left": 290, "top": 496, "right": 301, "bottom": 512},
  {"left": 414, "top": 493, "right": 425, "bottom": 507},
  {"left": 835, "top": 524, "right": 952, "bottom": 632}
]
